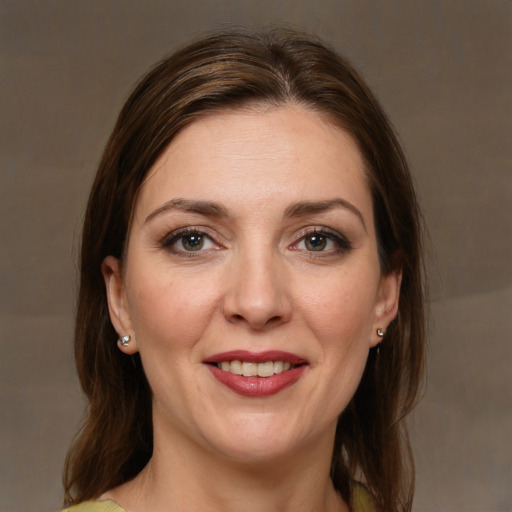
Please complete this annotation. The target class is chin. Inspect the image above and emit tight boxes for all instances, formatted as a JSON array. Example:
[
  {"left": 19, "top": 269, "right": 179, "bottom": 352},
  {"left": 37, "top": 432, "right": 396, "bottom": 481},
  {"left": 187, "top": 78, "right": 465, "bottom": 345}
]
[{"left": 199, "top": 411, "right": 328, "bottom": 466}]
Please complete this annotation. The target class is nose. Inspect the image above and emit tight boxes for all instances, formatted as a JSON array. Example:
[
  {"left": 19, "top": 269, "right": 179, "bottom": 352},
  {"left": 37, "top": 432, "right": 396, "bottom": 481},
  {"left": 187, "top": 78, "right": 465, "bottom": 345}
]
[{"left": 222, "top": 249, "right": 292, "bottom": 331}]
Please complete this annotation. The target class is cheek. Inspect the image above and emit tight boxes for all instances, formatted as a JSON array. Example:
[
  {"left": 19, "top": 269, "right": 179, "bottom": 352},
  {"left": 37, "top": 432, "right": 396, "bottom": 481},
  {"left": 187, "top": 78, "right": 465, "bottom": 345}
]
[
  {"left": 125, "top": 272, "right": 222, "bottom": 416},
  {"left": 298, "top": 270, "right": 377, "bottom": 343},
  {"left": 126, "top": 269, "right": 222, "bottom": 353}
]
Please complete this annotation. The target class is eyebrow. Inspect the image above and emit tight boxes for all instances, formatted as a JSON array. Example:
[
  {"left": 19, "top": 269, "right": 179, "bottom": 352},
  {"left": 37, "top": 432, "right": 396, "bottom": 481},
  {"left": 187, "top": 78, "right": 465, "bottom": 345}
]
[
  {"left": 144, "top": 198, "right": 230, "bottom": 224},
  {"left": 284, "top": 199, "right": 367, "bottom": 232},
  {"left": 144, "top": 197, "right": 367, "bottom": 231}
]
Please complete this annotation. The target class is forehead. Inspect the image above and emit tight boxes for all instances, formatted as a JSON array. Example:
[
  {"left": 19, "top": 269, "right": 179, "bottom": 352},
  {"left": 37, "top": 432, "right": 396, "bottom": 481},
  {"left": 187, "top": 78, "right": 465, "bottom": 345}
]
[{"left": 134, "top": 106, "right": 372, "bottom": 222}]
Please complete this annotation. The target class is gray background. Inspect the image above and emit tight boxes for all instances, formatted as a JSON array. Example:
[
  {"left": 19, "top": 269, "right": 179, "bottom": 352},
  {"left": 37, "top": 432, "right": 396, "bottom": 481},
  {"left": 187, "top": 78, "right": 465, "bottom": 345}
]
[{"left": 1, "top": 1, "right": 511, "bottom": 511}]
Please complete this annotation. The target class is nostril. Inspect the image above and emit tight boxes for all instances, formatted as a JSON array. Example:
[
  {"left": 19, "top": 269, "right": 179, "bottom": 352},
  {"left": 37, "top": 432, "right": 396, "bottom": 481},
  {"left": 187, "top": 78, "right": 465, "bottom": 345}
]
[{"left": 228, "top": 312, "right": 284, "bottom": 329}]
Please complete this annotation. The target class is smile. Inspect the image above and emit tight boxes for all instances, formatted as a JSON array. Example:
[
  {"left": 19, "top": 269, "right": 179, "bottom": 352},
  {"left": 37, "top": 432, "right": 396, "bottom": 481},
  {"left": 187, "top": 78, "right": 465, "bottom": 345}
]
[
  {"left": 216, "top": 360, "right": 293, "bottom": 377},
  {"left": 205, "top": 350, "right": 308, "bottom": 397}
]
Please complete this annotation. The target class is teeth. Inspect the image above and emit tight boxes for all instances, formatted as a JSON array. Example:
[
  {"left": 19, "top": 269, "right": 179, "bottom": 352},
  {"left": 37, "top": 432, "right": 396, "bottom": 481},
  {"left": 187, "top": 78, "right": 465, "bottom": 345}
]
[
  {"left": 242, "top": 362, "right": 257, "bottom": 377},
  {"left": 217, "top": 360, "right": 295, "bottom": 377},
  {"left": 258, "top": 361, "right": 274, "bottom": 377},
  {"left": 230, "top": 360, "right": 243, "bottom": 375}
]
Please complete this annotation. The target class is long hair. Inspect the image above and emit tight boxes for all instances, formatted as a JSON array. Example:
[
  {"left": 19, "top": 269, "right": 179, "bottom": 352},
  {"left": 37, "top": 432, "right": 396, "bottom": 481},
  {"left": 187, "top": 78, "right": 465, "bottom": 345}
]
[{"left": 64, "top": 28, "right": 426, "bottom": 512}]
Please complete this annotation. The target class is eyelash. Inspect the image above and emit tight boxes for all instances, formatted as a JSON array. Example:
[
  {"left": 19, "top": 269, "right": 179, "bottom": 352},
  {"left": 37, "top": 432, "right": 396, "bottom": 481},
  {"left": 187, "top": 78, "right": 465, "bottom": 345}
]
[
  {"left": 160, "top": 226, "right": 352, "bottom": 257},
  {"left": 291, "top": 227, "right": 352, "bottom": 255},
  {"left": 161, "top": 227, "right": 220, "bottom": 258}
]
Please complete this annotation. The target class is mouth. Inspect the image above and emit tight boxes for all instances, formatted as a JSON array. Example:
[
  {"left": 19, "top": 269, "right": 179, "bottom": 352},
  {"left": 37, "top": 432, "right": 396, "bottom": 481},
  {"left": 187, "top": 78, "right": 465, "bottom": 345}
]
[
  {"left": 215, "top": 360, "right": 294, "bottom": 377},
  {"left": 204, "top": 350, "right": 308, "bottom": 397}
]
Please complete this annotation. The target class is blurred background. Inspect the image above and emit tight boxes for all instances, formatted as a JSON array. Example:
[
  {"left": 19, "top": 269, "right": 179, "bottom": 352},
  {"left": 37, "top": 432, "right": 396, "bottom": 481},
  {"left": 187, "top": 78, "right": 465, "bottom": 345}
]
[{"left": 1, "top": 1, "right": 510, "bottom": 510}]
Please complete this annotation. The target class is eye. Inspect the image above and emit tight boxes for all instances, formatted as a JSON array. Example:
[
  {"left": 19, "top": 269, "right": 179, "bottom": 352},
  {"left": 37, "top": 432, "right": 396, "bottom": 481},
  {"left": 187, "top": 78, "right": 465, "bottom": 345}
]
[
  {"left": 179, "top": 233, "right": 209, "bottom": 251},
  {"left": 303, "top": 233, "right": 330, "bottom": 251},
  {"left": 162, "top": 228, "right": 219, "bottom": 253},
  {"left": 292, "top": 228, "right": 352, "bottom": 254}
]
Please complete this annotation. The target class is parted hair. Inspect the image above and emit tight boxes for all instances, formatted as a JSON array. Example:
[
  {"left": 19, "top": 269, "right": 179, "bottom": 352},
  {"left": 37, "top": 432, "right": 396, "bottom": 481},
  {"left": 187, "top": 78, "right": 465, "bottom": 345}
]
[{"left": 64, "top": 27, "right": 426, "bottom": 512}]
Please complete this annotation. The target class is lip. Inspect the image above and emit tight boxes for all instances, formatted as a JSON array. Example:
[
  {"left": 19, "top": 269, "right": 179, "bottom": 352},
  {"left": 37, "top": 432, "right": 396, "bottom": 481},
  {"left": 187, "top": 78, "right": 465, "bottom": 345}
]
[{"left": 204, "top": 350, "right": 308, "bottom": 397}]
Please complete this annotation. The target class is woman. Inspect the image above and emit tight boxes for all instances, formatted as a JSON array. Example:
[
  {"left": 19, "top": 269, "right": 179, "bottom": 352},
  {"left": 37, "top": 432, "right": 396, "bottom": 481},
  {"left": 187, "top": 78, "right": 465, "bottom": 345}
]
[{"left": 62, "top": 28, "right": 426, "bottom": 512}]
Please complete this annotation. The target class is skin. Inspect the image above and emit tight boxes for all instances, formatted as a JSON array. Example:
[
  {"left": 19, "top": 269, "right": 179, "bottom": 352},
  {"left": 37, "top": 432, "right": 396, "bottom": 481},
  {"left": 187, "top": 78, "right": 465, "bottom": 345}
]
[{"left": 102, "top": 105, "right": 401, "bottom": 512}]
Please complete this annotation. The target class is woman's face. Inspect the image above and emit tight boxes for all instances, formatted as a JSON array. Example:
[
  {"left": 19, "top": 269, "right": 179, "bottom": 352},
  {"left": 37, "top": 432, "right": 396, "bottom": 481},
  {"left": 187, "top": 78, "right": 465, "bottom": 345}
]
[{"left": 103, "top": 106, "right": 400, "bottom": 464}]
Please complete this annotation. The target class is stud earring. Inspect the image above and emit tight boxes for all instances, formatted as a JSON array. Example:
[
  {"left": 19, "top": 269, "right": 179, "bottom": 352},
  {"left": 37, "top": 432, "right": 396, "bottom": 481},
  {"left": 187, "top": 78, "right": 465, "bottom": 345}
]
[
  {"left": 375, "top": 328, "right": 385, "bottom": 356},
  {"left": 119, "top": 334, "right": 131, "bottom": 347}
]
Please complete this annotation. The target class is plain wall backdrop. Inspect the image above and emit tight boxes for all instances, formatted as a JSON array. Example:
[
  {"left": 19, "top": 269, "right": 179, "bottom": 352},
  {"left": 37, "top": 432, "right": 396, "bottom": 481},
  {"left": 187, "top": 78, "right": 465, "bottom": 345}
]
[{"left": 1, "top": 1, "right": 511, "bottom": 511}]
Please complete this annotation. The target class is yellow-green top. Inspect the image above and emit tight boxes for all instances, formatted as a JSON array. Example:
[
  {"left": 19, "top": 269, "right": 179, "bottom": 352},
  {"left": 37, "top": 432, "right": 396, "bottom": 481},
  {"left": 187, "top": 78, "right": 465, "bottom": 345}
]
[
  {"left": 61, "top": 501, "right": 123, "bottom": 512},
  {"left": 61, "top": 486, "right": 376, "bottom": 512}
]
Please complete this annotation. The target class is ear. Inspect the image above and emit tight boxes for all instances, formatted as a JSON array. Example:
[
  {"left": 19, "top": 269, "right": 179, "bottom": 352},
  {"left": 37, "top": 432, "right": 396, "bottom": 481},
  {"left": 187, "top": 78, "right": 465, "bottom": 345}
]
[
  {"left": 101, "top": 255, "right": 139, "bottom": 354},
  {"left": 371, "top": 268, "right": 402, "bottom": 347}
]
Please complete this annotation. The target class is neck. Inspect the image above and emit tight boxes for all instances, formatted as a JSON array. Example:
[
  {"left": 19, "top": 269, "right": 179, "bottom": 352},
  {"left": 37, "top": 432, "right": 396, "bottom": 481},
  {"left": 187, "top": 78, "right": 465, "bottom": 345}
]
[{"left": 106, "top": 421, "right": 348, "bottom": 512}]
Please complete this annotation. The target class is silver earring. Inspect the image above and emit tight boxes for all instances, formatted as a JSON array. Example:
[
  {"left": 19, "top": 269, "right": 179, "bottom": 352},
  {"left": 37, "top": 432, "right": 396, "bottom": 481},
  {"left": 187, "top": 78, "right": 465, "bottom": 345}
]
[
  {"left": 119, "top": 334, "right": 131, "bottom": 347},
  {"left": 375, "top": 328, "right": 385, "bottom": 356}
]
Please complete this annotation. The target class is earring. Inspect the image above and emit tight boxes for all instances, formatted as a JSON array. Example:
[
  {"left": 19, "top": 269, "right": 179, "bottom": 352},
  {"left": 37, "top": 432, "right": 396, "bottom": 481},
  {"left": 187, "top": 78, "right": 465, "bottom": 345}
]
[
  {"left": 119, "top": 334, "right": 131, "bottom": 347},
  {"left": 375, "top": 328, "right": 385, "bottom": 355}
]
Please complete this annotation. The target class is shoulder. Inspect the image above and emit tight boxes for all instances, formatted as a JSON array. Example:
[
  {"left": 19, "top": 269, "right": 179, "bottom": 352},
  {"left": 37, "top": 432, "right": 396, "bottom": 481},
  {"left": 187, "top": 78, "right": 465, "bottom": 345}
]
[
  {"left": 352, "top": 484, "right": 378, "bottom": 512},
  {"left": 61, "top": 500, "right": 125, "bottom": 512}
]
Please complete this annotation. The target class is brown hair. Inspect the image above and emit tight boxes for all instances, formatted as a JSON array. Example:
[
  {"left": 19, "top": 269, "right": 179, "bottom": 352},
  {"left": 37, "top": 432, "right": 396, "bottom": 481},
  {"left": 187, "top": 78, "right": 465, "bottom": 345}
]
[{"left": 64, "top": 28, "right": 426, "bottom": 512}]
